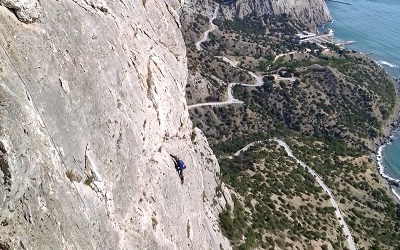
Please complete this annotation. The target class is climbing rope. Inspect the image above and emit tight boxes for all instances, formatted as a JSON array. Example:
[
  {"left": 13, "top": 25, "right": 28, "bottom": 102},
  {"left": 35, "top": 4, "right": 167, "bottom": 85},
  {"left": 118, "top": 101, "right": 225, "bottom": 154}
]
[{"left": 0, "top": 37, "right": 89, "bottom": 220}]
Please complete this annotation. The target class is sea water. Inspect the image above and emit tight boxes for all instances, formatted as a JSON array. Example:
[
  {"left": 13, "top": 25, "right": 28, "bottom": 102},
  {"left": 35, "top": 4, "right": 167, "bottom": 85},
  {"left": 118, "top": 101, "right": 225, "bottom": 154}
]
[
  {"left": 324, "top": 0, "right": 400, "bottom": 200},
  {"left": 325, "top": 0, "right": 400, "bottom": 78}
]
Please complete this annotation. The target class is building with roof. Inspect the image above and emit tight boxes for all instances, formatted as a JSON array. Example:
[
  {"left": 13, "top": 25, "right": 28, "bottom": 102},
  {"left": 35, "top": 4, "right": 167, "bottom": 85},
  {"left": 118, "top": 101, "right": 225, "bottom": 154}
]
[{"left": 294, "top": 29, "right": 334, "bottom": 45}]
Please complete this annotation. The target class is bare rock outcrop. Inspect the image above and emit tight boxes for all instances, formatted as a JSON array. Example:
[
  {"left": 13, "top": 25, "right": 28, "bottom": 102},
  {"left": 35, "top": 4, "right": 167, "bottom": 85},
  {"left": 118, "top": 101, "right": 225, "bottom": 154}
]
[
  {"left": 0, "top": 0, "right": 231, "bottom": 249},
  {"left": 183, "top": 0, "right": 331, "bottom": 29},
  {"left": 226, "top": 0, "right": 331, "bottom": 27},
  {"left": 0, "top": 0, "right": 41, "bottom": 23}
]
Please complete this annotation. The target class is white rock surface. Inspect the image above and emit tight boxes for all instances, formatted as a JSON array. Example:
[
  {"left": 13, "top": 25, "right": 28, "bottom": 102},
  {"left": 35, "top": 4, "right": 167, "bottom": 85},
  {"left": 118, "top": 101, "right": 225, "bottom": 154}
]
[
  {"left": 184, "top": 0, "right": 331, "bottom": 28},
  {"left": 0, "top": 0, "right": 41, "bottom": 22},
  {"left": 0, "top": 0, "right": 231, "bottom": 248},
  {"left": 224, "top": 0, "right": 331, "bottom": 27}
]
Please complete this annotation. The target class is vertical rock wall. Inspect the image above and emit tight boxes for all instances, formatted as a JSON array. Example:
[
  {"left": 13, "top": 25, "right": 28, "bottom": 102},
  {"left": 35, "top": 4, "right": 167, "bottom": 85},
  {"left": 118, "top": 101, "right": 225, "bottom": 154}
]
[
  {"left": 224, "top": 0, "right": 332, "bottom": 27},
  {"left": 184, "top": 0, "right": 331, "bottom": 28},
  {"left": 0, "top": 0, "right": 231, "bottom": 249}
]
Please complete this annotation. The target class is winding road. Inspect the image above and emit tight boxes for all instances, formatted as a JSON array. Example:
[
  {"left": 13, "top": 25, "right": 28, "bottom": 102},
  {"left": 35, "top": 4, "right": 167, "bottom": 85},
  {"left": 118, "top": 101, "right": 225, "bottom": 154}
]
[
  {"left": 191, "top": 4, "right": 302, "bottom": 110},
  {"left": 190, "top": 7, "right": 357, "bottom": 249},
  {"left": 187, "top": 56, "right": 264, "bottom": 109},
  {"left": 190, "top": 4, "right": 264, "bottom": 109},
  {"left": 230, "top": 139, "right": 357, "bottom": 250},
  {"left": 187, "top": 82, "right": 243, "bottom": 109},
  {"left": 217, "top": 56, "right": 240, "bottom": 67},
  {"left": 273, "top": 51, "right": 296, "bottom": 63},
  {"left": 189, "top": 7, "right": 292, "bottom": 110},
  {"left": 195, "top": 4, "right": 220, "bottom": 51},
  {"left": 228, "top": 140, "right": 263, "bottom": 159}
]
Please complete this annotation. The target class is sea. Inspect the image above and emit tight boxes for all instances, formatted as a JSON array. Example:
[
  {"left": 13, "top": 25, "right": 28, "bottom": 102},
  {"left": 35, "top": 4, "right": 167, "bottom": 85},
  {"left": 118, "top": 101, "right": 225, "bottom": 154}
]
[{"left": 324, "top": 0, "right": 400, "bottom": 201}]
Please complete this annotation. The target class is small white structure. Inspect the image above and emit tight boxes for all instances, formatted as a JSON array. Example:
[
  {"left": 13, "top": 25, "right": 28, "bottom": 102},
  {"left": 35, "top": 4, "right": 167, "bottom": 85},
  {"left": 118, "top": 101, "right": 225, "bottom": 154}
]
[
  {"left": 294, "top": 29, "right": 334, "bottom": 45},
  {"left": 294, "top": 31, "right": 316, "bottom": 43}
]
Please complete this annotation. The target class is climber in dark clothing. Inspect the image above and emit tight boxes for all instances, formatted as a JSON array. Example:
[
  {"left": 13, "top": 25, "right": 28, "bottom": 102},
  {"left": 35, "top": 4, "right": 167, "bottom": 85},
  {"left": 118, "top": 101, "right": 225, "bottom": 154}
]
[
  {"left": 177, "top": 159, "right": 185, "bottom": 172},
  {"left": 170, "top": 154, "right": 186, "bottom": 184}
]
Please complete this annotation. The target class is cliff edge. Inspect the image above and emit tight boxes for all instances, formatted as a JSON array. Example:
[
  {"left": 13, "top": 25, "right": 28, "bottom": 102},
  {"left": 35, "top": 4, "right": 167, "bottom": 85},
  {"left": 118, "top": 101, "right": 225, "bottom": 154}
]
[
  {"left": 184, "top": 0, "right": 331, "bottom": 29},
  {"left": 224, "top": 0, "right": 332, "bottom": 27},
  {"left": 0, "top": 0, "right": 231, "bottom": 249}
]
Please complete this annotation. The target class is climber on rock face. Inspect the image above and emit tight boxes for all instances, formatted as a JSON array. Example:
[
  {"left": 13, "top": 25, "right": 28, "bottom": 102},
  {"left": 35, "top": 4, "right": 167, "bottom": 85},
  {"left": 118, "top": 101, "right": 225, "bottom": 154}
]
[{"left": 170, "top": 154, "right": 186, "bottom": 184}]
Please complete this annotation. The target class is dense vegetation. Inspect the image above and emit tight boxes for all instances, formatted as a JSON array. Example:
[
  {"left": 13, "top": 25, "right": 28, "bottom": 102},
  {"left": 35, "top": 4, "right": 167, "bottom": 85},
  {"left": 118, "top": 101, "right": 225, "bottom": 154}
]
[
  {"left": 218, "top": 141, "right": 344, "bottom": 249},
  {"left": 182, "top": 8, "right": 400, "bottom": 250}
]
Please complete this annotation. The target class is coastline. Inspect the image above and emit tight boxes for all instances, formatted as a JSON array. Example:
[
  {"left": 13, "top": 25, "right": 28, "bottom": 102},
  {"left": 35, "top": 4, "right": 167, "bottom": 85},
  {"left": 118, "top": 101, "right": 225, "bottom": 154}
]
[
  {"left": 319, "top": 6, "right": 400, "bottom": 201},
  {"left": 343, "top": 57, "right": 400, "bottom": 203},
  {"left": 316, "top": 17, "right": 400, "bottom": 203},
  {"left": 321, "top": 32, "right": 400, "bottom": 202},
  {"left": 372, "top": 72, "right": 400, "bottom": 203}
]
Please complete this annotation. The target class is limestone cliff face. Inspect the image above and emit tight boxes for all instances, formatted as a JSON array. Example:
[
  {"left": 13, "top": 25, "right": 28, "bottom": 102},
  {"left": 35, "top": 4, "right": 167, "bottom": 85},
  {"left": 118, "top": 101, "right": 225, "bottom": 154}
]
[
  {"left": 0, "top": 0, "right": 231, "bottom": 249},
  {"left": 184, "top": 0, "right": 331, "bottom": 28},
  {"left": 223, "top": 0, "right": 332, "bottom": 27}
]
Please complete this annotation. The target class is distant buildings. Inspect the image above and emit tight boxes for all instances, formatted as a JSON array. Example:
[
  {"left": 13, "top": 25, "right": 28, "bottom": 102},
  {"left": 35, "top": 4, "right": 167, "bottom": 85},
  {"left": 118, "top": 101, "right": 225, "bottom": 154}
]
[
  {"left": 294, "top": 29, "right": 334, "bottom": 46},
  {"left": 294, "top": 31, "right": 317, "bottom": 43}
]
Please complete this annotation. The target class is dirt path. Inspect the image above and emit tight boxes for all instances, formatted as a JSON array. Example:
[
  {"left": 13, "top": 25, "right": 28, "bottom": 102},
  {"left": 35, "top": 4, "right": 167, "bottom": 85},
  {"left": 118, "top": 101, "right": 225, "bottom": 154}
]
[
  {"left": 195, "top": 4, "right": 220, "bottom": 51},
  {"left": 191, "top": 7, "right": 357, "bottom": 250},
  {"left": 229, "top": 139, "right": 357, "bottom": 250},
  {"left": 187, "top": 57, "right": 263, "bottom": 109},
  {"left": 273, "top": 51, "right": 296, "bottom": 63}
]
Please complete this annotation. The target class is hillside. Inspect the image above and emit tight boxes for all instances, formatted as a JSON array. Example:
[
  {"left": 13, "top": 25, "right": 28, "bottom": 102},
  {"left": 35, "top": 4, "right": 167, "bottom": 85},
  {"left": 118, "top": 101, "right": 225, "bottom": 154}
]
[
  {"left": 218, "top": 0, "right": 331, "bottom": 28},
  {"left": 183, "top": 0, "right": 331, "bottom": 30},
  {"left": 183, "top": 2, "right": 400, "bottom": 249},
  {"left": 1, "top": 0, "right": 398, "bottom": 249}
]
